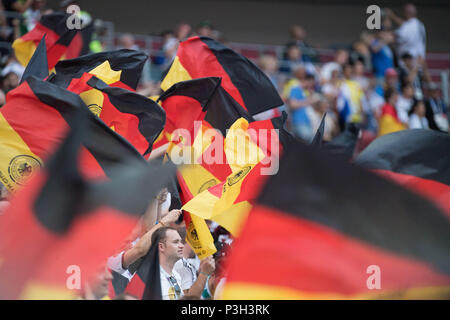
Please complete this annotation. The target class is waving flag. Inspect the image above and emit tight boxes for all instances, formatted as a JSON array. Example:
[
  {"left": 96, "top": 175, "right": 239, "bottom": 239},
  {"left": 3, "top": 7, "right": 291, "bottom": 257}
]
[
  {"left": 221, "top": 138, "right": 450, "bottom": 299},
  {"left": 323, "top": 123, "right": 360, "bottom": 161},
  {"left": 0, "top": 107, "right": 175, "bottom": 299},
  {"left": 160, "top": 77, "right": 229, "bottom": 259},
  {"left": 161, "top": 36, "right": 283, "bottom": 115},
  {"left": 54, "top": 49, "right": 148, "bottom": 91},
  {"left": 20, "top": 37, "right": 49, "bottom": 83},
  {"left": 115, "top": 237, "right": 162, "bottom": 300},
  {"left": 0, "top": 76, "right": 143, "bottom": 191},
  {"left": 13, "top": 12, "right": 82, "bottom": 70},
  {"left": 160, "top": 76, "right": 253, "bottom": 258},
  {"left": 378, "top": 103, "right": 406, "bottom": 137},
  {"left": 49, "top": 73, "right": 166, "bottom": 156},
  {"left": 355, "top": 129, "right": 450, "bottom": 215},
  {"left": 182, "top": 116, "right": 283, "bottom": 236}
]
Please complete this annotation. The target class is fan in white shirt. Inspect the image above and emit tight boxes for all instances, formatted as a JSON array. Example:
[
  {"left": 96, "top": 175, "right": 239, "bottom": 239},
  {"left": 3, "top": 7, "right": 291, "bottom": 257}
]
[
  {"left": 386, "top": 4, "right": 426, "bottom": 58},
  {"left": 173, "top": 228, "right": 215, "bottom": 299},
  {"left": 408, "top": 100, "right": 429, "bottom": 129},
  {"left": 397, "top": 84, "right": 415, "bottom": 125}
]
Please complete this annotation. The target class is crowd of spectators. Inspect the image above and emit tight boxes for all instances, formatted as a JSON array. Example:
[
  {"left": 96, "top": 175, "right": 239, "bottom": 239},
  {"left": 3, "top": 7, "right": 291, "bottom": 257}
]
[
  {"left": 0, "top": 0, "right": 104, "bottom": 104},
  {"left": 140, "top": 3, "right": 448, "bottom": 142},
  {"left": 265, "top": 3, "right": 447, "bottom": 140},
  {"left": 0, "top": 2, "right": 448, "bottom": 140}
]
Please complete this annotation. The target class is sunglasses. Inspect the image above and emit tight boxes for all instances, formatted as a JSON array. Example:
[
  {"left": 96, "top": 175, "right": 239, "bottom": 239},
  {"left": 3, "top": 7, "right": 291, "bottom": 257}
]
[{"left": 167, "top": 276, "right": 182, "bottom": 298}]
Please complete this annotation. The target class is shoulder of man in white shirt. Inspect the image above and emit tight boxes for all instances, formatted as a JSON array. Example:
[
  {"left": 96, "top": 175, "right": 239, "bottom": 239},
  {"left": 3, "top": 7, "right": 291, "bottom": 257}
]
[{"left": 160, "top": 266, "right": 184, "bottom": 300}]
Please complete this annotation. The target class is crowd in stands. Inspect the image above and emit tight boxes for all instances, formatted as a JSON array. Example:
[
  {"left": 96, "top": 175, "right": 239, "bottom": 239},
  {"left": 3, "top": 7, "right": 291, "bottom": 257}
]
[
  {"left": 139, "top": 3, "right": 448, "bottom": 142},
  {"left": 0, "top": 2, "right": 448, "bottom": 142},
  {"left": 0, "top": 0, "right": 104, "bottom": 102},
  {"left": 0, "top": 1, "right": 449, "bottom": 300}
]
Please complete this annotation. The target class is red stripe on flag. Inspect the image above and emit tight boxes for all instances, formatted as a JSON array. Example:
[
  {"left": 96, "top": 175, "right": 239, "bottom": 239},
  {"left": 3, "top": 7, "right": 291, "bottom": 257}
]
[
  {"left": 2, "top": 82, "right": 70, "bottom": 158},
  {"left": 178, "top": 37, "right": 246, "bottom": 110},
  {"left": 0, "top": 172, "right": 57, "bottom": 299},
  {"left": 226, "top": 205, "right": 450, "bottom": 296},
  {"left": 374, "top": 169, "right": 450, "bottom": 218}
]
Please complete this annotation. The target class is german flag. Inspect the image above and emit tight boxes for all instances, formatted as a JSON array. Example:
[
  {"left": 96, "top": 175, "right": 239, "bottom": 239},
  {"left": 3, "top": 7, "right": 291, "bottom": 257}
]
[
  {"left": 323, "top": 123, "right": 360, "bottom": 161},
  {"left": 13, "top": 12, "right": 82, "bottom": 70},
  {"left": 182, "top": 116, "right": 283, "bottom": 236},
  {"left": 0, "top": 109, "right": 175, "bottom": 299},
  {"left": 114, "top": 236, "right": 162, "bottom": 300},
  {"left": 159, "top": 77, "right": 238, "bottom": 258},
  {"left": 0, "top": 76, "right": 143, "bottom": 192},
  {"left": 355, "top": 129, "right": 450, "bottom": 216},
  {"left": 311, "top": 113, "right": 326, "bottom": 147},
  {"left": 158, "top": 77, "right": 221, "bottom": 139},
  {"left": 161, "top": 36, "right": 283, "bottom": 116},
  {"left": 160, "top": 77, "right": 245, "bottom": 259},
  {"left": 378, "top": 103, "right": 406, "bottom": 137},
  {"left": 49, "top": 73, "right": 166, "bottom": 156},
  {"left": 163, "top": 78, "right": 291, "bottom": 254},
  {"left": 54, "top": 49, "right": 148, "bottom": 91},
  {"left": 179, "top": 81, "right": 292, "bottom": 237},
  {"left": 221, "top": 138, "right": 450, "bottom": 299},
  {"left": 20, "top": 36, "right": 48, "bottom": 83}
]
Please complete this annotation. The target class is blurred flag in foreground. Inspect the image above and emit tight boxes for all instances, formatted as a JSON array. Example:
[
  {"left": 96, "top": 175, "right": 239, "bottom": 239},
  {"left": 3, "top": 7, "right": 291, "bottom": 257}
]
[
  {"left": 161, "top": 36, "right": 283, "bottom": 116},
  {"left": 0, "top": 109, "right": 175, "bottom": 299},
  {"left": 221, "top": 138, "right": 450, "bottom": 299}
]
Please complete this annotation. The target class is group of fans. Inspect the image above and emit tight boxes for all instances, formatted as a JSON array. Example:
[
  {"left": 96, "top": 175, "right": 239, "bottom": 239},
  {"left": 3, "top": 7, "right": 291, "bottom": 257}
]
[
  {"left": 0, "top": 1, "right": 449, "bottom": 143},
  {"left": 146, "top": 3, "right": 448, "bottom": 145}
]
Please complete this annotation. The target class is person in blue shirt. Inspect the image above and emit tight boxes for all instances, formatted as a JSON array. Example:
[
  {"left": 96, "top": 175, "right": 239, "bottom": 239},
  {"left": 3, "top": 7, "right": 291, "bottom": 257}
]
[
  {"left": 370, "top": 30, "right": 395, "bottom": 81},
  {"left": 283, "top": 65, "right": 319, "bottom": 141}
]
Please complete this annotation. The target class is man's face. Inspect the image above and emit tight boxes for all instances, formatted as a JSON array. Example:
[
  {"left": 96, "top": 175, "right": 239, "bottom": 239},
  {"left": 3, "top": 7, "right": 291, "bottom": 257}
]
[
  {"left": 291, "top": 25, "right": 305, "bottom": 40},
  {"left": 4, "top": 73, "right": 19, "bottom": 92},
  {"left": 404, "top": 57, "right": 414, "bottom": 69},
  {"left": 343, "top": 65, "right": 353, "bottom": 79},
  {"left": 403, "top": 4, "right": 416, "bottom": 19},
  {"left": 160, "top": 229, "right": 184, "bottom": 262}
]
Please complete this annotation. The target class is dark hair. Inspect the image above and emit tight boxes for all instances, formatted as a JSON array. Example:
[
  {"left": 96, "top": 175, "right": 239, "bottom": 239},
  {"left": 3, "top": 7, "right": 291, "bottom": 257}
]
[
  {"left": 384, "top": 87, "right": 397, "bottom": 102},
  {"left": 177, "top": 227, "right": 187, "bottom": 243},
  {"left": 401, "top": 52, "right": 413, "bottom": 60},
  {"left": 401, "top": 83, "right": 413, "bottom": 92},
  {"left": 151, "top": 226, "right": 176, "bottom": 245},
  {"left": 285, "top": 42, "right": 298, "bottom": 50},
  {"left": 408, "top": 99, "right": 424, "bottom": 116}
]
